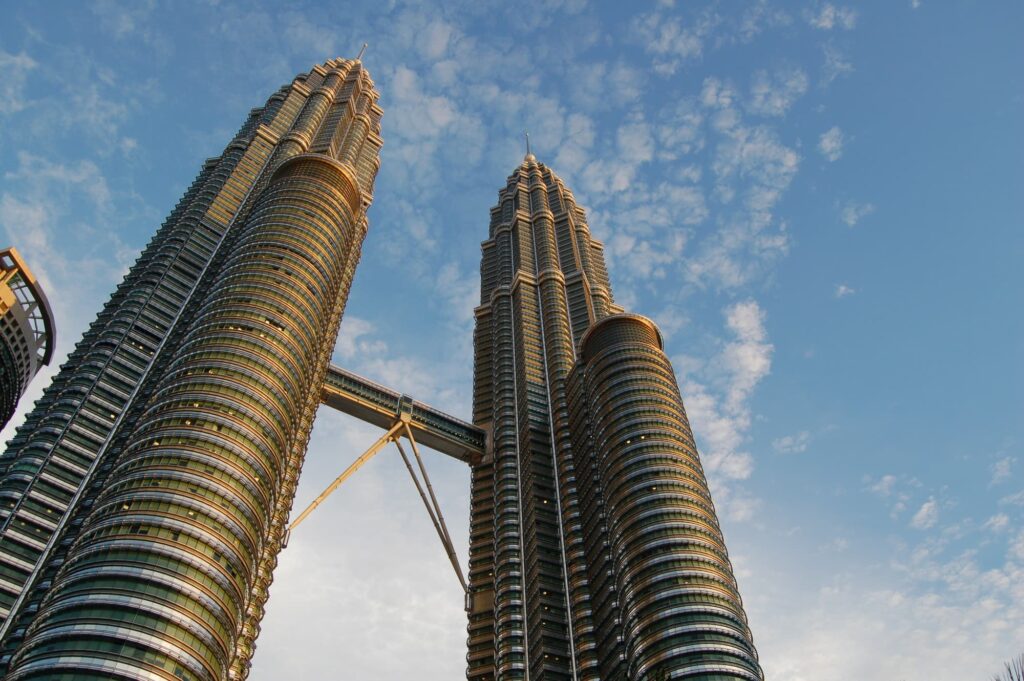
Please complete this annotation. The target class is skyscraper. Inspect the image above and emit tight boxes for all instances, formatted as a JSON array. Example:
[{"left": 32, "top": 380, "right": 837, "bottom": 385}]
[
  {"left": 0, "top": 58, "right": 382, "bottom": 680},
  {"left": 0, "top": 55, "right": 761, "bottom": 680},
  {"left": 466, "top": 155, "right": 762, "bottom": 680},
  {"left": 0, "top": 248, "right": 54, "bottom": 430}
]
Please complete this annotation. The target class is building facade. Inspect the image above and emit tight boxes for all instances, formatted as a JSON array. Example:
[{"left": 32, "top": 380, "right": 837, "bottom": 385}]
[
  {"left": 0, "top": 248, "right": 54, "bottom": 430},
  {"left": 466, "top": 155, "right": 763, "bottom": 680},
  {"left": 0, "top": 58, "right": 760, "bottom": 681},
  {"left": 0, "top": 59, "right": 382, "bottom": 680}
]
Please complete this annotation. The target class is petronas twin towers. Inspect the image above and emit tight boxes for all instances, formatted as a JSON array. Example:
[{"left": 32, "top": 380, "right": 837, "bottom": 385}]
[{"left": 0, "top": 59, "right": 762, "bottom": 680}]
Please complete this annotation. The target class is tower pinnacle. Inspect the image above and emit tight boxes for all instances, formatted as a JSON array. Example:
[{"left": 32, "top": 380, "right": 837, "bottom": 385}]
[{"left": 524, "top": 129, "right": 535, "bottom": 162}]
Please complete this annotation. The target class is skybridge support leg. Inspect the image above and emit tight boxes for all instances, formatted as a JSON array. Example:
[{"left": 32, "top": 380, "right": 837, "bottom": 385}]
[
  {"left": 285, "top": 418, "right": 469, "bottom": 599},
  {"left": 288, "top": 421, "right": 404, "bottom": 533},
  {"left": 402, "top": 424, "right": 466, "bottom": 591},
  {"left": 395, "top": 437, "right": 468, "bottom": 595}
]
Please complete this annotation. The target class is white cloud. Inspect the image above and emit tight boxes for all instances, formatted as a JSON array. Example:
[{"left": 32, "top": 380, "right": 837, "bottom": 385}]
[
  {"left": 722, "top": 300, "right": 772, "bottom": 410},
  {"left": 256, "top": 411, "right": 471, "bottom": 680},
  {"left": 822, "top": 43, "right": 854, "bottom": 84},
  {"left": 734, "top": 1, "right": 793, "bottom": 43},
  {"left": 1001, "top": 490, "right": 1024, "bottom": 507},
  {"left": 681, "top": 103, "right": 797, "bottom": 289},
  {"left": 680, "top": 300, "right": 773, "bottom": 495},
  {"left": 0, "top": 152, "right": 141, "bottom": 446},
  {"left": 334, "top": 317, "right": 389, "bottom": 362},
  {"left": 655, "top": 101, "right": 705, "bottom": 161},
  {"left": 752, "top": 535, "right": 1024, "bottom": 681},
  {"left": 748, "top": 67, "right": 809, "bottom": 117},
  {"left": 92, "top": 0, "right": 157, "bottom": 38},
  {"left": 866, "top": 474, "right": 923, "bottom": 519},
  {"left": 773, "top": 430, "right": 811, "bottom": 454},
  {"left": 911, "top": 498, "right": 939, "bottom": 529},
  {"left": 5, "top": 152, "right": 112, "bottom": 211},
  {"left": 568, "top": 61, "right": 645, "bottom": 111},
  {"left": 632, "top": 7, "right": 719, "bottom": 75},
  {"left": 983, "top": 513, "right": 1010, "bottom": 532},
  {"left": 991, "top": 456, "right": 1015, "bottom": 485},
  {"left": 653, "top": 307, "right": 688, "bottom": 336},
  {"left": 1011, "top": 529, "right": 1024, "bottom": 562},
  {"left": 870, "top": 474, "right": 898, "bottom": 497},
  {"left": 807, "top": 4, "right": 858, "bottom": 30},
  {"left": 840, "top": 200, "right": 875, "bottom": 226},
  {"left": 701, "top": 76, "right": 739, "bottom": 111},
  {"left": 281, "top": 12, "right": 341, "bottom": 58},
  {"left": 617, "top": 117, "right": 655, "bottom": 165},
  {"left": 911, "top": 0, "right": 922, "bottom": 8},
  {"left": 712, "top": 123, "right": 799, "bottom": 216},
  {"left": 835, "top": 283, "right": 856, "bottom": 298},
  {"left": 91, "top": 0, "right": 172, "bottom": 58},
  {"left": 818, "top": 125, "right": 845, "bottom": 161},
  {"left": 0, "top": 50, "right": 37, "bottom": 114}
]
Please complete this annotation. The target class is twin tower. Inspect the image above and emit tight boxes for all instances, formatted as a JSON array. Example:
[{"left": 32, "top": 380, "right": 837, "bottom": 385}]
[{"left": 0, "top": 59, "right": 762, "bottom": 680}]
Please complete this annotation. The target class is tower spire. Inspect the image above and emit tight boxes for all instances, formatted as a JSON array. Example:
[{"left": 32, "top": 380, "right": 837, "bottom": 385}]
[
  {"left": 356, "top": 42, "right": 368, "bottom": 61},
  {"left": 524, "top": 130, "right": 535, "bottom": 162}
]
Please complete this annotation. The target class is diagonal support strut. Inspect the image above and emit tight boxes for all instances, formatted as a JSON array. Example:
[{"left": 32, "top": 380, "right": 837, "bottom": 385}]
[
  {"left": 286, "top": 416, "right": 468, "bottom": 597},
  {"left": 288, "top": 420, "right": 403, "bottom": 532}
]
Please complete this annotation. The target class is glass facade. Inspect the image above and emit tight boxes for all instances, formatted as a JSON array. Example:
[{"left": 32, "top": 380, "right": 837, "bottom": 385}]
[
  {"left": 0, "top": 59, "right": 382, "bottom": 680},
  {"left": 0, "top": 56, "right": 760, "bottom": 681},
  {"left": 468, "top": 158, "right": 763, "bottom": 680},
  {"left": 0, "top": 249, "right": 54, "bottom": 430}
]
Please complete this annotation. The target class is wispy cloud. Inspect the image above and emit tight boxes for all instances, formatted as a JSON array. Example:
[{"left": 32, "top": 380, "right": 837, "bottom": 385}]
[
  {"left": 866, "top": 473, "right": 922, "bottom": 518},
  {"left": 0, "top": 50, "right": 37, "bottom": 114},
  {"left": 910, "top": 498, "right": 939, "bottom": 529},
  {"left": 334, "top": 316, "right": 389, "bottom": 362},
  {"left": 806, "top": 3, "right": 858, "bottom": 31},
  {"left": 773, "top": 430, "right": 811, "bottom": 454},
  {"left": 822, "top": 43, "right": 854, "bottom": 85},
  {"left": 91, "top": 0, "right": 172, "bottom": 58},
  {"left": 754, "top": 524, "right": 1024, "bottom": 681},
  {"left": 0, "top": 152, "right": 143, "bottom": 444},
  {"left": 991, "top": 456, "right": 1015, "bottom": 485},
  {"left": 983, "top": 513, "right": 1010, "bottom": 532},
  {"left": 631, "top": 6, "right": 719, "bottom": 75},
  {"left": 835, "top": 283, "right": 856, "bottom": 298},
  {"left": 1000, "top": 490, "right": 1024, "bottom": 507},
  {"left": 818, "top": 125, "right": 845, "bottom": 161},
  {"left": 684, "top": 85, "right": 798, "bottom": 288},
  {"left": 679, "top": 300, "right": 773, "bottom": 506},
  {"left": 840, "top": 200, "right": 875, "bottom": 227},
  {"left": 748, "top": 67, "right": 809, "bottom": 117}
]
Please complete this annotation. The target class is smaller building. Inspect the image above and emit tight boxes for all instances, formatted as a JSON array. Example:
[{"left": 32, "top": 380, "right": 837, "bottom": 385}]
[{"left": 0, "top": 248, "right": 54, "bottom": 429}]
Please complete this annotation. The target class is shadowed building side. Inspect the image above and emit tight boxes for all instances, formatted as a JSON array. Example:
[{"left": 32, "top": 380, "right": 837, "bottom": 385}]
[
  {"left": 468, "top": 155, "right": 621, "bottom": 680},
  {"left": 467, "top": 157, "right": 763, "bottom": 680}
]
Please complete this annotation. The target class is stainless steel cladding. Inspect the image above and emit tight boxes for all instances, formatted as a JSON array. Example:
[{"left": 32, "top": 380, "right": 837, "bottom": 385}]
[
  {"left": 0, "top": 59, "right": 381, "bottom": 681},
  {"left": 467, "top": 159, "right": 762, "bottom": 680}
]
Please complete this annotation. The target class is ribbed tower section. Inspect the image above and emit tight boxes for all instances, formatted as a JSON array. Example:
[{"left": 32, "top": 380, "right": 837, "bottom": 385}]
[
  {"left": 467, "top": 157, "right": 762, "bottom": 680},
  {"left": 0, "top": 58, "right": 381, "bottom": 680},
  {"left": 567, "top": 316, "right": 762, "bottom": 680}
]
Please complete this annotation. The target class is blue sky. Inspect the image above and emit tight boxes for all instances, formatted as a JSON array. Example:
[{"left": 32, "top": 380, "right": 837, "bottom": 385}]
[{"left": 1, "top": 1, "right": 1022, "bottom": 678}]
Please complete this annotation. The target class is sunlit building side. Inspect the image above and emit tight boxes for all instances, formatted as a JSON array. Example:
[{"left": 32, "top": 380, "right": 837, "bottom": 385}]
[
  {"left": 0, "top": 248, "right": 54, "bottom": 431},
  {"left": 0, "top": 59, "right": 381, "bottom": 681}
]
